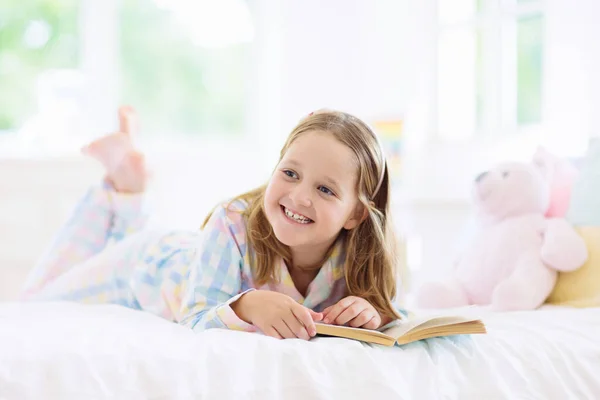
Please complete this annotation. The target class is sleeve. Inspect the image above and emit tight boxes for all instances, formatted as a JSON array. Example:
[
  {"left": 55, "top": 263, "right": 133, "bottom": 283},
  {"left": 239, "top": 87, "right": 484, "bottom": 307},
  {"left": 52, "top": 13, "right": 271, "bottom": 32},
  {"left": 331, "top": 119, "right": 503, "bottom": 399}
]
[{"left": 178, "top": 205, "right": 257, "bottom": 333}]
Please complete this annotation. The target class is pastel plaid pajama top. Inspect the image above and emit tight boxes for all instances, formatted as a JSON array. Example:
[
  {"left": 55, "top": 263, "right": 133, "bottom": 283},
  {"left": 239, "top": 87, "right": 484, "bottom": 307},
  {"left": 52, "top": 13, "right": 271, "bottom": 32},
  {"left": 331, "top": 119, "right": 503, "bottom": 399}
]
[{"left": 176, "top": 199, "right": 349, "bottom": 332}]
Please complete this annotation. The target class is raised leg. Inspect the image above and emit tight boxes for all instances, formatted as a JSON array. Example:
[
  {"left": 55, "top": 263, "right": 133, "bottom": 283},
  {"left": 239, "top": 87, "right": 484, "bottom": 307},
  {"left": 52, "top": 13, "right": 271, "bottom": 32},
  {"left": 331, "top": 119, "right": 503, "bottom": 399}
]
[{"left": 21, "top": 106, "right": 150, "bottom": 297}]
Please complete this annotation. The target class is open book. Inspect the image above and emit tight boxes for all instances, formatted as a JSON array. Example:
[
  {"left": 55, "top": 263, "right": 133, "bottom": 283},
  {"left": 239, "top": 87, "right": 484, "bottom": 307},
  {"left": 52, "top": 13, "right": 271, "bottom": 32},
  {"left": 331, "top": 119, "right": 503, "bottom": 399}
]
[{"left": 314, "top": 313, "right": 486, "bottom": 346}]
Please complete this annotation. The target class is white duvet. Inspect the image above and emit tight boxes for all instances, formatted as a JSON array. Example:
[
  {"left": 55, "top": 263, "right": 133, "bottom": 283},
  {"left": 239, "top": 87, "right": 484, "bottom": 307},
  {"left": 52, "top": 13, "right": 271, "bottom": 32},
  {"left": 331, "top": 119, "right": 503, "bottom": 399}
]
[{"left": 0, "top": 302, "right": 599, "bottom": 400}]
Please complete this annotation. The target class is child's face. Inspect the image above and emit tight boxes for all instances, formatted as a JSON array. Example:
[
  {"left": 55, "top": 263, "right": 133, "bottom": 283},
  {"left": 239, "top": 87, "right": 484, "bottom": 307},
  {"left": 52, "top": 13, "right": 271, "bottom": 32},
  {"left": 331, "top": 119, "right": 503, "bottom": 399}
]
[{"left": 264, "top": 131, "right": 363, "bottom": 252}]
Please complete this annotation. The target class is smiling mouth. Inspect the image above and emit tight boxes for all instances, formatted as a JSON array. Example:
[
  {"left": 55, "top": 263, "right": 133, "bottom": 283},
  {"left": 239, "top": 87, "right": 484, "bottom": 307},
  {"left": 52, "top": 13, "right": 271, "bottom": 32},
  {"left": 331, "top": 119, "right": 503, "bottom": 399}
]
[{"left": 280, "top": 205, "right": 314, "bottom": 224}]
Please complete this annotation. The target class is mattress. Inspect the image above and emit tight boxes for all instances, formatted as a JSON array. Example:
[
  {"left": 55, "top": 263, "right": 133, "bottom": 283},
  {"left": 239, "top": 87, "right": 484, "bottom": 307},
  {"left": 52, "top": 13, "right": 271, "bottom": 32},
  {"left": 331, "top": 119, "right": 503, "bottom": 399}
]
[{"left": 0, "top": 302, "right": 599, "bottom": 399}]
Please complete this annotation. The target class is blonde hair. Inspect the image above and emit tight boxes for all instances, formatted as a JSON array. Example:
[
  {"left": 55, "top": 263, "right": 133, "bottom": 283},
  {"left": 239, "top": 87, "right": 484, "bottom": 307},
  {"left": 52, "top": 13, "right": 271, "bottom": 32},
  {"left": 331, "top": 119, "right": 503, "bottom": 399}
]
[{"left": 203, "top": 109, "right": 401, "bottom": 320}]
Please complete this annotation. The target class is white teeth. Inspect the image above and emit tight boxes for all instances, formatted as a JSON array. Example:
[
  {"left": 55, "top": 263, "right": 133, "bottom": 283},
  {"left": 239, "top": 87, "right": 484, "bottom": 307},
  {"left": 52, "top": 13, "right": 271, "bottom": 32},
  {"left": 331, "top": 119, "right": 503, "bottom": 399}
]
[{"left": 284, "top": 207, "right": 311, "bottom": 224}]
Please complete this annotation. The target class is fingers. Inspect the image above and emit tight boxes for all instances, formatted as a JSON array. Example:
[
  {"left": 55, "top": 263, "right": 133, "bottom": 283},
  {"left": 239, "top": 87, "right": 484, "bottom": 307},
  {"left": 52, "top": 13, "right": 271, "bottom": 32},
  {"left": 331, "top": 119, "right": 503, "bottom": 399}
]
[
  {"left": 283, "top": 313, "right": 311, "bottom": 340},
  {"left": 272, "top": 319, "right": 296, "bottom": 340},
  {"left": 334, "top": 301, "right": 369, "bottom": 326},
  {"left": 291, "top": 305, "right": 317, "bottom": 338},
  {"left": 119, "top": 105, "right": 138, "bottom": 135},
  {"left": 322, "top": 297, "right": 356, "bottom": 325},
  {"left": 362, "top": 315, "right": 381, "bottom": 330},
  {"left": 308, "top": 309, "right": 323, "bottom": 322},
  {"left": 348, "top": 309, "right": 379, "bottom": 329},
  {"left": 263, "top": 326, "right": 283, "bottom": 340},
  {"left": 322, "top": 297, "right": 382, "bottom": 328}
]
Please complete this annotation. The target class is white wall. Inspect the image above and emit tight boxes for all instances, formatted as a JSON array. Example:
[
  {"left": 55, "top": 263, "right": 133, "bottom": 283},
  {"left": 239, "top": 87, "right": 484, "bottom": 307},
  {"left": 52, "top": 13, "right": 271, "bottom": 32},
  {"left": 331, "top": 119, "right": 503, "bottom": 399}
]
[
  {"left": 544, "top": 0, "right": 600, "bottom": 144},
  {"left": 253, "top": 0, "right": 411, "bottom": 158},
  {"left": 277, "top": 0, "right": 409, "bottom": 124}
]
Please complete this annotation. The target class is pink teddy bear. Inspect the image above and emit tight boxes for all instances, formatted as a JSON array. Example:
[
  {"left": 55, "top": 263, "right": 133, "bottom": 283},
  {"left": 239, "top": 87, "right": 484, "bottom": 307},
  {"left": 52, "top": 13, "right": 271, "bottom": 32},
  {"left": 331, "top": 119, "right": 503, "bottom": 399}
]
[{"left": 416, "top": 159, "right": 588, "bottom": 311}]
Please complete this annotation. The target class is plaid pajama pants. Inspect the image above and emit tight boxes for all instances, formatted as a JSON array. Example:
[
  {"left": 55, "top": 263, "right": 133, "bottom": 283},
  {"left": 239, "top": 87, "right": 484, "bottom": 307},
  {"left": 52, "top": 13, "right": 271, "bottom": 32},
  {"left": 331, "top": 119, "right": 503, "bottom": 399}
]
[{"left": 20, "top": 184, "right": 201, "bottom": 321}]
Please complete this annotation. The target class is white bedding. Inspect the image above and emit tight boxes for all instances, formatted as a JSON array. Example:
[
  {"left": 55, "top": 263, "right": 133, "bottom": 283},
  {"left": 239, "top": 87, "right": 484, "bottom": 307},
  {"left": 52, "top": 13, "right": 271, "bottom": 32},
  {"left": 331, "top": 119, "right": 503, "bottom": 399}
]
[{"left": 0, "top": 302, "right": 599, "bottom": 399}]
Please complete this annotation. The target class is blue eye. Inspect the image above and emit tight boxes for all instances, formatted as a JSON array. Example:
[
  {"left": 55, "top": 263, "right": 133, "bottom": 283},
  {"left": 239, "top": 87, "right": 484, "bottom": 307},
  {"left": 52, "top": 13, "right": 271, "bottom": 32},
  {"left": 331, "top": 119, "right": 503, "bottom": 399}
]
[
  {"left": 318, "top": 186, "right": 334, "bottom": 196},
  {"left": 283, "top": 170, "right": 298, "bottom": 179}
]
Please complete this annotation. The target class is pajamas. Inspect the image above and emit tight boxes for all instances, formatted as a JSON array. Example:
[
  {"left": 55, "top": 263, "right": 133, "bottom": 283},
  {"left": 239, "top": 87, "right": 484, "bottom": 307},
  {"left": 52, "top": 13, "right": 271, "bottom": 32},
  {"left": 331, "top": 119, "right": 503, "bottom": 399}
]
[
  {"left": 21, "top": 183, "right": 196, "bottom": 320},
  {"left": 21, "top": 184, "right": 351, "bottom": 333}
]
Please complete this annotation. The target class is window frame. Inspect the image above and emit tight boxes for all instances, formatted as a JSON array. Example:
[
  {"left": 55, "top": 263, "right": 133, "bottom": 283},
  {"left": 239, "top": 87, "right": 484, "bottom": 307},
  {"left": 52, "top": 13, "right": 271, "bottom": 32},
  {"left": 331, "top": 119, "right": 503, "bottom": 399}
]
[{"left": 435, "top": 0, "right": 546, "bottom": 141}]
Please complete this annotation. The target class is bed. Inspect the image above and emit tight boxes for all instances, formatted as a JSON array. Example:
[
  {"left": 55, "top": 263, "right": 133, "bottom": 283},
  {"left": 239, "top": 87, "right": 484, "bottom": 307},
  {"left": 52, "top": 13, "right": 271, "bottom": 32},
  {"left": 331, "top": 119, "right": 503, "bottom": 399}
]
[{"left": 0, "top": 302, "right": 598, "bottom": 399}]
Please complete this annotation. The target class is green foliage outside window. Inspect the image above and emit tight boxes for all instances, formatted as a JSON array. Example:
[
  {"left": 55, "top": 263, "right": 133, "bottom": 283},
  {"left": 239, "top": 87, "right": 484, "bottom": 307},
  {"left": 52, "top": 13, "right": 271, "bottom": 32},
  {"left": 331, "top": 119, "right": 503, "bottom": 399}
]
[
  {"left": 119, "top": 0, "right": 249, "bottom": 136},
  {"left": 0, "top": 0, "right": 249, "bottom": 136},
  {"left": 0, "top": 0, "right": 79, "bottom": 131}
]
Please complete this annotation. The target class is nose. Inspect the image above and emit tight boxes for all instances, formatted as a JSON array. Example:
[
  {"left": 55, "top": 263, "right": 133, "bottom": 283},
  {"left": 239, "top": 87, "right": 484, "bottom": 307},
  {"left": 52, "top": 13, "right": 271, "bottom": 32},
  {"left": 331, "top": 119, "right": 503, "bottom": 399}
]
[
  {"left": 289, "top": 183, "right": 313, "bottom": 208},
  {"left": 475, "top": 171, "right": 488, "bottom": 183}
]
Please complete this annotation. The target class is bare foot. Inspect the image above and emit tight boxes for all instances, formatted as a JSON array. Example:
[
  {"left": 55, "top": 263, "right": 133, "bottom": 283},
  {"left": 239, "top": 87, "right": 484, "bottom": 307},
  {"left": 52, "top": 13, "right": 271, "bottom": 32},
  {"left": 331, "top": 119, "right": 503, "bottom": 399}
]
[{"left": 82, "top": 106, "right": 149, "bottom": 193}]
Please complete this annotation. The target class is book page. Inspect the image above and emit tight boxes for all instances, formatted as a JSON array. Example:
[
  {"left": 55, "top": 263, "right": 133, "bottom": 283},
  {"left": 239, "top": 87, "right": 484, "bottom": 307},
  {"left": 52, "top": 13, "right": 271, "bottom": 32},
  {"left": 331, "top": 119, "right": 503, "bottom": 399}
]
[
  {"left": 395, "top": 321, "right": 486, "bottom": 345},
  {"left": 382, "top": 314, "right": 482, "bottom": 339}
]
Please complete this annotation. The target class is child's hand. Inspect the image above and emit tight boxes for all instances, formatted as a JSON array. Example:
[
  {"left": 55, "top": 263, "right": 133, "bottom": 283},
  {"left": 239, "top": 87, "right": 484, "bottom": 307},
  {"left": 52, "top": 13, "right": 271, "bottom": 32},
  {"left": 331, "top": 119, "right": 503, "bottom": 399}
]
[
  {"left": 232, "top": 290, "right": 323, "bottom": 340},
  {"left": 322, "top": 296, "right": 382, "bottom": 329}
]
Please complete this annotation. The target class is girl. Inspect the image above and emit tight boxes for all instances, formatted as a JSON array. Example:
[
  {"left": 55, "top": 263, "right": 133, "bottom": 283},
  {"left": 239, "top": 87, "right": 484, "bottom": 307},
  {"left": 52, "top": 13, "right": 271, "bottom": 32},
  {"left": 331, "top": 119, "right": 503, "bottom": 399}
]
[{"left": 21, "top": 106, "right": 402, "bottom": 341}]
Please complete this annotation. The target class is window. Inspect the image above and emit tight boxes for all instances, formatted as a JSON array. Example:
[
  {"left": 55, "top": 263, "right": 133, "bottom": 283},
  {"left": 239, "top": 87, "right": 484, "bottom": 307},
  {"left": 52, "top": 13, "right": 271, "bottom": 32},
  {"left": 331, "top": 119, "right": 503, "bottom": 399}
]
[
  {"left": 119, "top": 0, "right": 253, "bottom": 137},
  {"left": 0, "top": 0, "right": 80, "bottom": 132},
  {"left": 0, "top": 0, "right": 253, "bottom": 156},
  {"left": 436, "top": 0, "right": 544, "bottom": 140}
]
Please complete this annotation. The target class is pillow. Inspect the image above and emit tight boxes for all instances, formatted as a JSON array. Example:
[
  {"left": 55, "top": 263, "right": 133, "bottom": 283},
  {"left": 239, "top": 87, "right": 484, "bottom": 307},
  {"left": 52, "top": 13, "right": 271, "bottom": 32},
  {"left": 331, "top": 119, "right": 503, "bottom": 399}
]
[
  {"left": 547, "top": 226, "right": 600, "bottom": 307},
  {"left": 566, "top": 138, "right": 600, "bottom": 225},
  {"left": 547, "top": 138, "right": 600, "bottom": 307}
]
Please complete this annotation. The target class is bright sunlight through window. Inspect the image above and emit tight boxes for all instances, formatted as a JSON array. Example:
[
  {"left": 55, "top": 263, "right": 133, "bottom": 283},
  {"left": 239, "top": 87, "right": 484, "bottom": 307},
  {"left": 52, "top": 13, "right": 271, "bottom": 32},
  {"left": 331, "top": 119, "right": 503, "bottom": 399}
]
[
  {"left": 0, "top": 0, "right": 253, "bottom": 157},
  {"left": 436, "top": 0, "right": 544, "bottom": 140}
]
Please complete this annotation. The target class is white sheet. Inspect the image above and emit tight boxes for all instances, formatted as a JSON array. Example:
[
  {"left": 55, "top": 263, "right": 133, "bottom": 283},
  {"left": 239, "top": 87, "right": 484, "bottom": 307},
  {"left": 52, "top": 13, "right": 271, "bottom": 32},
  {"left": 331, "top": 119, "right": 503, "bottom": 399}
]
[{"left": 0, "top": 302, "right": 599, "bottom": 399}]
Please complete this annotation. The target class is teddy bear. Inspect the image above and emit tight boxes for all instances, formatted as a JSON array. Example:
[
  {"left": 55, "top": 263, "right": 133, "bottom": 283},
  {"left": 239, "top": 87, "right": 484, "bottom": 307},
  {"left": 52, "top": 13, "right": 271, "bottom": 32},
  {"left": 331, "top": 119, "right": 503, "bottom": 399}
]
[{"left": 415, "top": 159, "right": 588, "bottom": 311}]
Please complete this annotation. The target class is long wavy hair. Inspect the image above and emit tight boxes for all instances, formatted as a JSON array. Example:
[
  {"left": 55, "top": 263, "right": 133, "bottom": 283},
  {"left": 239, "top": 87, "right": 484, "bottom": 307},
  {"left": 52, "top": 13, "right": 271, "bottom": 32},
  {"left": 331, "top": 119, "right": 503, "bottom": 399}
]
[{"left": 203, "top": 110, "right": 401, "bottom": 320}]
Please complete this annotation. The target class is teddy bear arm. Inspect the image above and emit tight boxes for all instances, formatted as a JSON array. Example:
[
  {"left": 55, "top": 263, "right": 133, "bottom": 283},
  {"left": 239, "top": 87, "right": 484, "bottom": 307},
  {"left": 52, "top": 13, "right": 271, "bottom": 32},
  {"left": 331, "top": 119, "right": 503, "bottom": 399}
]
[
  {"left": 492, "top": 253, "right": 557, "bottom": 311},
  {"left": 540, "top": 218, "right": 588, "bottom": 271}
]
